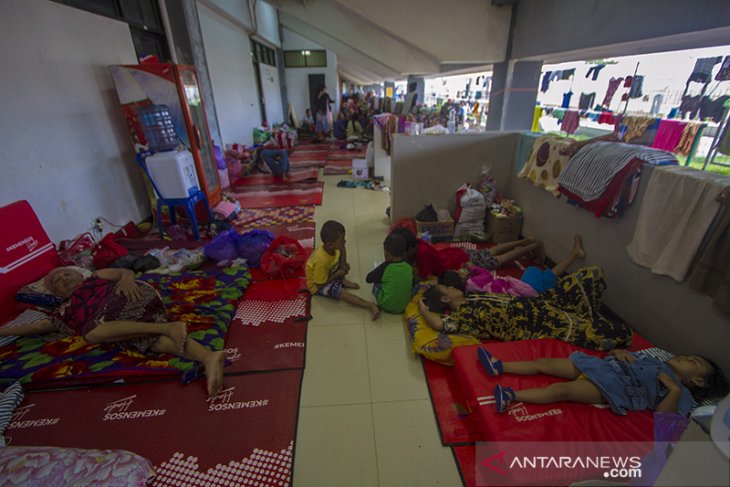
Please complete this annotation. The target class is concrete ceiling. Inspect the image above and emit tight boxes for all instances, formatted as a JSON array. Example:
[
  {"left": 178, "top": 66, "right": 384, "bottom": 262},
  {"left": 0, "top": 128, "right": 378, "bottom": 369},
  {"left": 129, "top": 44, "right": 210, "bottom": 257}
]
[{"left": 269, "top": 0, "right": 512, "bottom": 84}]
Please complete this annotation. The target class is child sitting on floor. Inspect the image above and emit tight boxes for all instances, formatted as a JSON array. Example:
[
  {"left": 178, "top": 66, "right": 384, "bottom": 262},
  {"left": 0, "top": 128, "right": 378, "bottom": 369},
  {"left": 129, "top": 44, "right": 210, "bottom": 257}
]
[
  {"left": 365, "top": 233, "right": 415, "bottom": 314},
  {"left": 305, "top": 220, "right": 380, "bottom": 320},
  {"left": 479, "top": 346, "right": 728, "bottom": 417}
]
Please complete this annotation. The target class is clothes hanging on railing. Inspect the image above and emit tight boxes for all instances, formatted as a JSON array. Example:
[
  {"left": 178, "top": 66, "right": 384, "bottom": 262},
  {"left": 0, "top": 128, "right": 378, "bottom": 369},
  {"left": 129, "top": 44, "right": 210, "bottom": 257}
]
[
  {"left": 585, "top": 64, "right": 606, "bottom": 81},
  {"left": 675, "top": 123, "right": 701, "bottom": 155},
  {"left": 627, "top": 166, "right": 730, "bottom": 282},
  {"left": 651, "top": 120, "right": 687, "bottom": 152},
  {"left": 688, "top": 57, "right": 722, "bottom": 84},
  {"left": 716, "top": 56, "right": 730, "bottom": 81},
  {"left": 578, "top": 92, "right": 596, "bottom": 110},
  {"left": 560, "top": 110, "right": 580, "bottom": 135},
  {"left": 602, "top": 77, "right": 624, "bottom": 108},
  {"left": 629, "top": 75, "right": 644, "bottom": 98},
  {"left": 688, "top": 202, "right": 730, "bottom": 317}
]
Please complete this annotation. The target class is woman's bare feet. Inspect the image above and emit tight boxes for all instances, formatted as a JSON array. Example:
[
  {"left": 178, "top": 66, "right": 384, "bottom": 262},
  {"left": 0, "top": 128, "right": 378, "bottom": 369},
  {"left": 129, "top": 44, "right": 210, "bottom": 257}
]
[
  {"left": 572, "top": 236, "right": 586, "bottom": 260},
  {"left": 203, "top": 351, "right": 225, "bottom": 397},
  {"left": 166, "top": 321, "right": 188, "bottom": 353},
  {"left": 369, "top": 304, "right": 381, "bottom": 321},
  {"left": 342, "top": 279, "right": 360, "bottom": 290}
]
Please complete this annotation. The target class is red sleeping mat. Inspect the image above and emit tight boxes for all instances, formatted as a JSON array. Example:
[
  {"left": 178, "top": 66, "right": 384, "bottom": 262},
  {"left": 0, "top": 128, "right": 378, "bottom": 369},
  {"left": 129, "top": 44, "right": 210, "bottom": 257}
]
[
  {"left": 452, "top": 338, "right": 654, "bottom": 443},
  {"left": 0, "top": 201, "right": 60, "bottom": 322}
]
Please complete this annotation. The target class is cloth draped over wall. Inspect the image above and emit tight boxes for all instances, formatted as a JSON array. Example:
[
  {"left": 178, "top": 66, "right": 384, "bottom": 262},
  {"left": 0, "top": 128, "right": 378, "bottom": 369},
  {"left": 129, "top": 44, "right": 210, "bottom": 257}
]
[
  {"left": 627, "top": 166, "right": 730, "bottom": 282},
  {"left": 688, "top": 200, "right": 730, "bottom": 317}
]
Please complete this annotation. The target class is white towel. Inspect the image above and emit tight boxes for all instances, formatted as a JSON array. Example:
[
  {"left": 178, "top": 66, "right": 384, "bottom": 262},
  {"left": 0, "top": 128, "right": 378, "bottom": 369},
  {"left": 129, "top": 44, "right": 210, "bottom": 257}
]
[{"left": 627, "top": 166, "right": 730, "bottom": 281}]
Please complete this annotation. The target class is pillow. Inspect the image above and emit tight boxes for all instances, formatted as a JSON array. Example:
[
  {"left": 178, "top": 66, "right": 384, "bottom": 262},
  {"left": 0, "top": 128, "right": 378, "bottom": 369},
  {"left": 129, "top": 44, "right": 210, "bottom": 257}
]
[
  {"left": 402, "top": 289, "right": 480, "bottom": 365},
  {"left": 0, "top": 382, "right": 24, "bottom": 447},
  {"left": 15, "top": 266, "right": 91, "bottom": 308}
]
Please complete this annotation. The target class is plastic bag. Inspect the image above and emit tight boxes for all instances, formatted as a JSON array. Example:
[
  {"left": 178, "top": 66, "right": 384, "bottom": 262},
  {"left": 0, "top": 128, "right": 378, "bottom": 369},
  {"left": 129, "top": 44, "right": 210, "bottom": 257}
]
[
  {"left": 204, "top": 228, "right": 240, "bottom": 262},
  {"left": 454, "top": 183, "right": 487, "bottom": 223},
  {"left": 260, "top": 236, "right": 306, "bottom": 278},
  {"left": 476, "top": 164, "right": 497, "bottom": 205},
  {"left": 92, "top": 233, "right": 129, "bottom": 269},
  {"left": 415, "top": 204, "right": 438, "bottom": 222},
  {"left": 237, "top": 229, "right": 275, "bottom": 268},
  {"left": 58, "top": 232, "right": 96, "bottom": 269}
]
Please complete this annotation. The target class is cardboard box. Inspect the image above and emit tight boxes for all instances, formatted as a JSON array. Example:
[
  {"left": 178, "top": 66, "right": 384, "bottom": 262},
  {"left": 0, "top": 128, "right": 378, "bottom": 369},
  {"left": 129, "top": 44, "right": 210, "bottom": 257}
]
[
  {"left": 352, "top": 159, "right": 368, "bottom": 180},
  {"left": 416, "top": 218, "right": 454, "bottom": 242},
  {"left": 486, "top": 213, "right": 523, "bottom": 243}
]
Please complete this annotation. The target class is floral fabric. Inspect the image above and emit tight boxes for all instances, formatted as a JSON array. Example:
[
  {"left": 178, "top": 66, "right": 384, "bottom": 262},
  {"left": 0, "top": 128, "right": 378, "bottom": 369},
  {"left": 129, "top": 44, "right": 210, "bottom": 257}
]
[{"left": 0, "top": 265, "right": 251, "bottom": 386}]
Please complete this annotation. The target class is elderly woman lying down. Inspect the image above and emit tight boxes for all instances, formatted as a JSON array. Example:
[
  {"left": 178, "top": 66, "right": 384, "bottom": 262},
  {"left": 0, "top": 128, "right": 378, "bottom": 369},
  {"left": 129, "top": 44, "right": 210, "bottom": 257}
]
[
  {"left": 418, "top": 266, "right": 632, "bottom": 351},
  {"left": 0, "top": 266, "right": 225, "bottom": 396}
]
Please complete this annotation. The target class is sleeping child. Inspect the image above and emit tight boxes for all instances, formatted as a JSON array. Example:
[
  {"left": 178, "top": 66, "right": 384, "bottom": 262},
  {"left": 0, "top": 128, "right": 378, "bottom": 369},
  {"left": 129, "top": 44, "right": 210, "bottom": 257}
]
[{"left": 479, "top": 346, "right": 728, "bottom": 417}]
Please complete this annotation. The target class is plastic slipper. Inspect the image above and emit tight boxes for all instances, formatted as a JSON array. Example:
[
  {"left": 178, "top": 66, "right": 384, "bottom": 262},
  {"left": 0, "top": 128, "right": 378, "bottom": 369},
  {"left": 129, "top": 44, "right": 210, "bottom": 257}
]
[
  {"left": 477, "top": 347, "right": 503, "bottom": 376},
  {"left": 494, "top": 384, "right": 515, "bottom": 413}
]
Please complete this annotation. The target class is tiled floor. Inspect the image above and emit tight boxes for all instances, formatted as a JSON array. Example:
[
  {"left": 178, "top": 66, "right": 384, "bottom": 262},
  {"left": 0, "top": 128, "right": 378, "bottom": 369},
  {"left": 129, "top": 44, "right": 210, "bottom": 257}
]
[{"left": 293, "top": 175, "right": 462, "bottom": 486}]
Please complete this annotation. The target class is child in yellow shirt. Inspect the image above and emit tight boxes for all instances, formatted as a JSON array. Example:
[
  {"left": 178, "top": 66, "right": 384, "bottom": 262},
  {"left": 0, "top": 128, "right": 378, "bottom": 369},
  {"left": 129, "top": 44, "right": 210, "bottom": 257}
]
[{"left": 306, "top": 220, "right": 380, "bottom": 320}]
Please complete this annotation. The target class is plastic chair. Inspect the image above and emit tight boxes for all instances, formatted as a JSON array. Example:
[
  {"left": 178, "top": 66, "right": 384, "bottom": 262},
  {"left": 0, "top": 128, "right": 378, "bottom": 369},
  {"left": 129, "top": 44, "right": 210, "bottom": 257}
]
[{"left": 135, "top": 152, "right": 213, "bottom": 240}]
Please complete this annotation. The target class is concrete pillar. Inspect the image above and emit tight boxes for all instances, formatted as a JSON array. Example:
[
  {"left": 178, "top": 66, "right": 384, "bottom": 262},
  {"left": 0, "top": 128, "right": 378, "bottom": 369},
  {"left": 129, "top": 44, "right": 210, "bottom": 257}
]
[{"left": 486, "top": 60, "right": 542, "bottom": 131}]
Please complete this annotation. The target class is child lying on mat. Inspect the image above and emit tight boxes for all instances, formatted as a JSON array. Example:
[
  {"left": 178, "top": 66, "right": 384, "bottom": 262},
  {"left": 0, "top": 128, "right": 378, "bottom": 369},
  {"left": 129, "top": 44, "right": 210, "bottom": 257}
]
[
  {"left": 389, "top": 227, "right": 547, "bottom": 279},
  {"left": 479, "top": 347, "right": 728, "bottom": 417},
  {"left": 439, "top": 235, "right": 587, "bottom": 296},
  {"left": 305, "top": 220, "right": 380, "bottom": 320},
  {"left": 0, "top": 266, "right": 226, "bottom": 396}
]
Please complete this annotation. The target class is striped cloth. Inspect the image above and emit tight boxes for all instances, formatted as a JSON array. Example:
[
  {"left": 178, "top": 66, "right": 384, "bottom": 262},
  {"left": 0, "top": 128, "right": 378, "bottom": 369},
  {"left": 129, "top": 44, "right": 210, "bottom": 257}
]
[
  {"left": 0, "top": 382, "right": 24, "bottom": 446},
  {"left": 558, "top": 141, "right": 677, "bottom": 201},
  {"left": 0, "top": 309, "right": 48, "bottom": 348}
]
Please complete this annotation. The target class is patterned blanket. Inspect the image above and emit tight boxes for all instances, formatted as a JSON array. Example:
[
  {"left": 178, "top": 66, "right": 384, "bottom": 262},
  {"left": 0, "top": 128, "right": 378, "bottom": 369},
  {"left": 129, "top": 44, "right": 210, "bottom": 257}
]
[{"left": 0, "top": 265, "right": 251, "bottom": 387}]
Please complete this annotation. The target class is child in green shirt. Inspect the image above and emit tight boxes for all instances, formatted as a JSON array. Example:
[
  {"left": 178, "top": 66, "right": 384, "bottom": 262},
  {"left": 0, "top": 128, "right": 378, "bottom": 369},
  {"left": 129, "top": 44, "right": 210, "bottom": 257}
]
[{"left": 366, "top": 233, "right": 416, "bottom": 314}]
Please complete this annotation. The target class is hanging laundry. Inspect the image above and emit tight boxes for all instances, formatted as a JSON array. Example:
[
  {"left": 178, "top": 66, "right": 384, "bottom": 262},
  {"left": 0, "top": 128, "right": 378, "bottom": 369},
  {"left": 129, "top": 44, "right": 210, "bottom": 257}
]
[
  {"left": 624, "top": 76, "right": 633, "bottom": 88},
  {"left": 715, "top": 56, "right": 730, "bottom": 81},
  {"left": 627, "top": 166, "right": 730, "bottom": 282},
  {"left": 699, "top": 95, "right": 730, "bottom": 123},
  {"left": 561, "top": 91, "right": 573, "bottom": 108},
  {"left": 561, "top": 110, "right": 580, "bottom": 135},
  {"left": 651, "top": 120, "right": 686, "bottom": 152},
  {"left": 557, "top": 141, "right": 677, "bottom": 202},
  {"left": 675, "top": 123, "right": 701, "bottom": 155},
  {"left": 518, "top": 134, "right": 575, "bottom": 197},
  {"left": 560, "top": 68, "right": 575, "bottom": 80},
  {"left": 689, "top": 203, "right": 730, "bottom": 317},
  {"left": 598, "top": 111, "right": 617, "bottom": 125},
  {"left": 620, "top": 115, "right": 655, "bottom": 142},
  {"left": 601, "top": 77, "right": 624, "bottom": 108},
  {"left": 629, "top": 75, "right": 644, "bottom": 98},
  {"left": 585, "top": 64, "right": 606, "bottom": 81},
  {"left": 679, "top": 95, "right": 701, "bottom": 119},
  {"left": 650, "top": 94, "right": 664, "bottom": 116},
  {"left": 688, "top": 56, "right": 722, "bottom": 84},
  {"left": 578, "top": 92, "right": 596, "bottom": 110},
  {"left": 540, "top": 71, "right": 552, "bottom": 92}
]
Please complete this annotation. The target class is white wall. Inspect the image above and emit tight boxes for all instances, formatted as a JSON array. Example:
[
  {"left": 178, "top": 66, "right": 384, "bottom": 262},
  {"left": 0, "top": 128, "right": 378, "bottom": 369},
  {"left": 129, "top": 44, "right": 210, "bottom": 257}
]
[
  {"left": 281, "top": 27, "right": 339, "bottom": 120},
  {"left": 198, "top": 2, "right": 261, "bottom": 146},
  {"left": 254, "top": 0, "right": 281, "bottom": 47},
  {"left": 0, "top": 0, "right": 147, "bottom": 243}
]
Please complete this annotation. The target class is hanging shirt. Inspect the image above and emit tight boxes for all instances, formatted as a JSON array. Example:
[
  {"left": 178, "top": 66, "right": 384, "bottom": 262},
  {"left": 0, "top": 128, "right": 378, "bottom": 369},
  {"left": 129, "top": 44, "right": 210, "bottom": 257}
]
[
  {"left": 688, "top": 57, "right": 722, "bottom": 84},
  {"left": 715, "top": 56, "right": 730, "bottom": 81},
  {"left": 579, "top": 92, "right": 596, "bottom": 110},
  {"left": 602, "top": 78, "right": 624, "bottom": 108},
  {"left": 629, "top": 75, "right": 644, "bottom": 98},
  {"left": 561, "top": 91, "right": 573, "bottom": 108}
]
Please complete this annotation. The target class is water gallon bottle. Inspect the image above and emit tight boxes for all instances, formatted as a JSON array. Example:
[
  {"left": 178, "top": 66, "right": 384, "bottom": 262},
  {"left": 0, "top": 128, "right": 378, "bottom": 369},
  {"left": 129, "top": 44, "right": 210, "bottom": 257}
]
[
  {"left": 447, "top": 108, "right": 456, "bottom": 134},
  {"left": 136, "top": 105, "right": 179, "bottom": 151}
]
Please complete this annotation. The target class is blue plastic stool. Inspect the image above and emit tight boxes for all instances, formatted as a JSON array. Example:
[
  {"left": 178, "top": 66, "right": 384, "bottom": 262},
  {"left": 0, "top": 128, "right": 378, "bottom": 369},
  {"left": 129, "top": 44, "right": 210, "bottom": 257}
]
[{"left": 136, "top": 152, "right": 213, "bottom": 240}]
